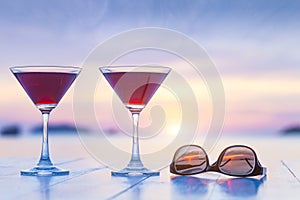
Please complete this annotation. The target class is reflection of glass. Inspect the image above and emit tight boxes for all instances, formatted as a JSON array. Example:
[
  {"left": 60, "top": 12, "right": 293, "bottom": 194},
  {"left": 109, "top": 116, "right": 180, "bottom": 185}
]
[
  {"left": 100, "top": 66, "right": 171, "bottom": 176},
  {"left": 37, "top": 177, "right": 52, "bottom": 200},
  {"left": 171, "top": 176, "right": 265, "bottom": 198},
  {"left": 10, "top": 66, "right": 81, "bottom": 176},
  {"left": 171, "top": 176, "right": 210, "bottom": 197},
  {"left": 217, "top": 176, "right": 266, "bottom": 197}
]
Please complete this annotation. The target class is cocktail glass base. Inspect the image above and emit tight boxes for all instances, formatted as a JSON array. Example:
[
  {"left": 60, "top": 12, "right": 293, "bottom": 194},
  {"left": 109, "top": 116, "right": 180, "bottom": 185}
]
[
  {"left": 21, "top": 166, "right": 69, "bottom": 176},
  {"left": 111, "top": 167, "right": 159, "bottom": 177}
]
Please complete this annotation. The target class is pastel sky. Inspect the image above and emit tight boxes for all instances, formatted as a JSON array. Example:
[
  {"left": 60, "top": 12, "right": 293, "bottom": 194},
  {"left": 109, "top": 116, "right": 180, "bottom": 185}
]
[{"left": 0, "top": 0, "right": 300, "bottom": 135}]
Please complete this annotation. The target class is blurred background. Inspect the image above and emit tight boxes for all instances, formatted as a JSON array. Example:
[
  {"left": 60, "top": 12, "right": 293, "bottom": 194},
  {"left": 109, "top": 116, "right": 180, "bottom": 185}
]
[{"left": 0, "top": 0, "right": 300, "bottom": 137}]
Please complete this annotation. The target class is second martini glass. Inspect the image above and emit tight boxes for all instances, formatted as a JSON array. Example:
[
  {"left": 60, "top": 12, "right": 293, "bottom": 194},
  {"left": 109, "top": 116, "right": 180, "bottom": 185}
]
[
  {"left": 100, "top": 66, "right": 171, "bottom": 176},
  {"left": 10, "top": 66, "right": 81, "bottom": 176}
]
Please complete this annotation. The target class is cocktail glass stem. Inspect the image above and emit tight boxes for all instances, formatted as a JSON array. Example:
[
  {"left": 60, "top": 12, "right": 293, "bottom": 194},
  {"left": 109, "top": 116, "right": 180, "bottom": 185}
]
[
  {"left": 37, "top": 111, "right": 53, "bottom": 167},
  {"left": 127, "top": 112, "right": 143, "bottom": 168},
  {"left": 21, "top": 108, "right": 69, "bottom": 176},
  {"left": 111, "top": 109, "right": 159, "bottom": 176}
]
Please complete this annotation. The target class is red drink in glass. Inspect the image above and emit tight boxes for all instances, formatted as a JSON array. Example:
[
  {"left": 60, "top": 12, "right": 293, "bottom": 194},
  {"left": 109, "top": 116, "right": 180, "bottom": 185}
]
[
  {"left": 14, "top": 72, "right": 77, "bottom": 106},
  {"left": 103, "top": 72, "right": 167, "bottom": 108}
]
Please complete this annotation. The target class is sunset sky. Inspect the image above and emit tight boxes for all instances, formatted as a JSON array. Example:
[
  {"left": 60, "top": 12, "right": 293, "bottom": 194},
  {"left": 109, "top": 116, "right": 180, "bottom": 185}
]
[{"left": 0, "top": 0, "right": 299, "bottom": 135}]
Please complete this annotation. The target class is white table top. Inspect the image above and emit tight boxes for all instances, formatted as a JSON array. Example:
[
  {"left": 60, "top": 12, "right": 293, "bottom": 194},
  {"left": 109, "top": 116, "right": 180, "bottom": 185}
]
[{"left": 1, "top": 135, "right": 300, "bottom": 199}]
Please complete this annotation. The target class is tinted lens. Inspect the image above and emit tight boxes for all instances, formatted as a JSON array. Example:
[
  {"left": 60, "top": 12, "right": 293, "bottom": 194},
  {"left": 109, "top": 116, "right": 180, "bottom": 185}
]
[
  {"left": 219, "top": 146, "right": 255, "bottom": 176},
  {"left": 174, "top": 146, "right": 207, "bottom": 174}
]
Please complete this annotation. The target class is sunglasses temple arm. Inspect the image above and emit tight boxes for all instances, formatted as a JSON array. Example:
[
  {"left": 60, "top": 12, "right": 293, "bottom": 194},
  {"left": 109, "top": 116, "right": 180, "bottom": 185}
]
[
  {"left": 169, "top": 162, "right": 176, "bottom": 173},
  {"left": 262, "top": 167, "right": 267, "bottom": 176},
  {"left": 256, "top": 159, "right": 267, "bottom": 176},
  {"left": 219, "top": 159, "right": 231, "bottom": 168},
  {"left": 245, "top": 158, "right": 254, "bottom": 168}
]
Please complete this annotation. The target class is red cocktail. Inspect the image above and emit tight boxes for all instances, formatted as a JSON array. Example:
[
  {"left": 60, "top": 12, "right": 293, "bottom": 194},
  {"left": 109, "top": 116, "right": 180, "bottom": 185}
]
[
  {"left": 14, "top": 72, "right": 77, "bottom": 110},
  {"left": 103, "top": 71, "right": 168, "bottom": 111},
  {"left": 11, "top": 66, "right": 81, "bottom": 176},
  {"left": 100, "top": 66, "right": 171, "bottom": 176}
]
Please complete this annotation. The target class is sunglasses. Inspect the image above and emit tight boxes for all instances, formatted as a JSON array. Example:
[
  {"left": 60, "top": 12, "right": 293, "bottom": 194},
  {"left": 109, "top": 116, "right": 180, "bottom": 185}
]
[{"left": 170, "top": 145, "right": 266, "bottom": 177}]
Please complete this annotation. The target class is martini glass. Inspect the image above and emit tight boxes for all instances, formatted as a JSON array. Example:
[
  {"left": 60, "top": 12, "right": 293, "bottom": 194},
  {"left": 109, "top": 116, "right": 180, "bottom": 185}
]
[
  {"left": 100, "top": 66, "right": 171, "bottom": 176},
  {"left": 10, "top": 66, "right": 81, "bottom": 176}
]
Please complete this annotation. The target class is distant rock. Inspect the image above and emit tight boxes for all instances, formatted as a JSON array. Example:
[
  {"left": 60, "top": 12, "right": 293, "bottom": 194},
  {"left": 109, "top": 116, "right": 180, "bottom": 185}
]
[
  {"left": 1, "top": 125, "right": 21, "bottom": 136},
  {"left": 30, "top": 124, "right": 90, "bottom": 134},
  {"left": 281, "top": 125, "right": 300, "bottom": 134}
]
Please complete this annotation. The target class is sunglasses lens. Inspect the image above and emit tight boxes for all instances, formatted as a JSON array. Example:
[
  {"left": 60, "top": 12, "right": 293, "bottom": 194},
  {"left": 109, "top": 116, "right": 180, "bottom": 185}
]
[
  {"left": 174, "top": 146, "right": 207, "bottom": 174},
  {"left": 219, "top": 146, "right": 256, "bottom": 176}
]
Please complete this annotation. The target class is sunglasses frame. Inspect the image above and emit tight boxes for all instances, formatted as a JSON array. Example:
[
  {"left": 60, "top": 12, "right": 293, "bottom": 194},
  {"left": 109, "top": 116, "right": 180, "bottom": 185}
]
[{"left": 170, "top": 144, "right": 266, "bottom": 177}]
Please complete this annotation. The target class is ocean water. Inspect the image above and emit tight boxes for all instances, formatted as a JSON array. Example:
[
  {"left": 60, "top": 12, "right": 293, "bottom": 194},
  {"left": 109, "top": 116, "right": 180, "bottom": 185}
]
[{"left": 1, "top": 132, "right": 299, "bottom": 171}]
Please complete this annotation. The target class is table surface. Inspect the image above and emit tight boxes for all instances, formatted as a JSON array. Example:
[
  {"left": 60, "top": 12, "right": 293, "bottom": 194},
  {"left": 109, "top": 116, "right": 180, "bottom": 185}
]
[{"left": 1, "top": 135, "right": 300, "bottom": 200}]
